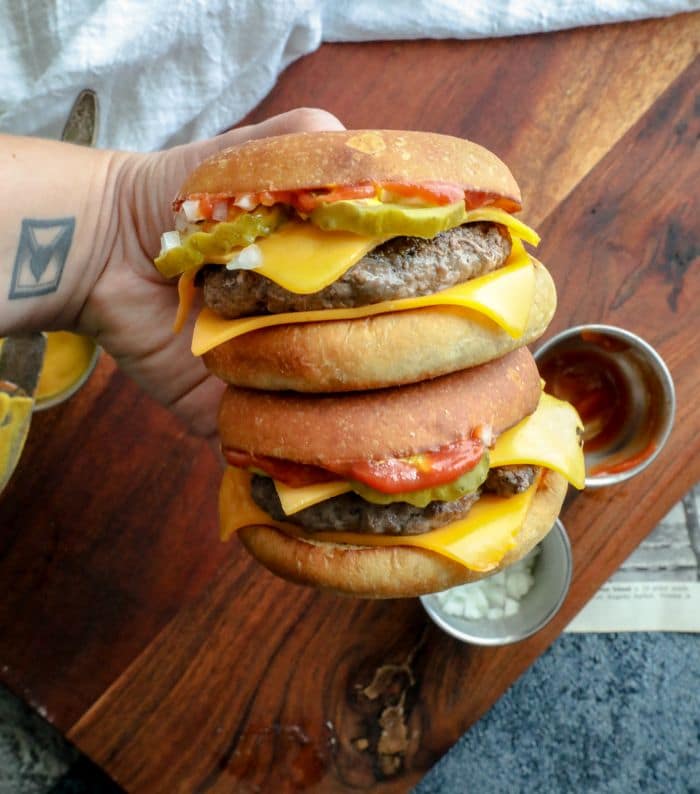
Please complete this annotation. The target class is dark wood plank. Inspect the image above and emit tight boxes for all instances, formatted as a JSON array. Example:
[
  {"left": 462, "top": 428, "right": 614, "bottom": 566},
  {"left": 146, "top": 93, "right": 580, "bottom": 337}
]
[
  {"left": 0, "top": 357, "right": 231, "bottom": 727},
  {"left": 68, "top": 41, "right": 699, "bottom": 794}
]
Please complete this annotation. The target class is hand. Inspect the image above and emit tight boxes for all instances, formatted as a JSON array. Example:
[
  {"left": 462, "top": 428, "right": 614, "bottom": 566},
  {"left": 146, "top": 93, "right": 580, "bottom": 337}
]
[{"left": 78, "top": 109, "right": 345, "bottom": 442}]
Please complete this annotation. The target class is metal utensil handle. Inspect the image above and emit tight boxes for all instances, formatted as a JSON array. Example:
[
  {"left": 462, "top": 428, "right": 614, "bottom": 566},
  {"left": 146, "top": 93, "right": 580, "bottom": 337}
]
[
  {"left": 61, "top": 89, "right": 99, "bottom": 146},
  {"left": 0, "top": 333, "right": 47, "bottom": 397}
]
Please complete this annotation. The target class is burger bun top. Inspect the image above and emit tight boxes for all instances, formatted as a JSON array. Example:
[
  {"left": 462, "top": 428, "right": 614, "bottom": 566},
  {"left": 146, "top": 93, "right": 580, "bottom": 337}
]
[
  {"left": 218, "top": 347, "right": 541, "bottom": 465},
  {"left": 178, "top": 129, "right": 521, "bottom": 211}
]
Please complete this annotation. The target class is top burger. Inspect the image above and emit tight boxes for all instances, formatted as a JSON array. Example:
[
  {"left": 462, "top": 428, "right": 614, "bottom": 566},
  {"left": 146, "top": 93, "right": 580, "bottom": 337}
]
[
  {"left": 153, "top": 130, "right": 584, "bottom": 598},
  {"left": 154, "top": 130, "right": 556, "bottom": 392}
]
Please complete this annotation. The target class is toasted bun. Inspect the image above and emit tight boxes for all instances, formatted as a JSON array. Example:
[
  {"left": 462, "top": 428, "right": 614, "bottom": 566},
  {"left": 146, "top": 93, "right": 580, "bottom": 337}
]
[
  {"left": 204, "top": 260, "right": 555, "bottom": 392},
  {"left": 237, "top": 469, "right": 568, "bottom": 598},
  {"left": 218, "top": 347, "right": 540, "bottom": 464},
  {"left": 178, "top": 130, "right": 521, "bottom": 210}
]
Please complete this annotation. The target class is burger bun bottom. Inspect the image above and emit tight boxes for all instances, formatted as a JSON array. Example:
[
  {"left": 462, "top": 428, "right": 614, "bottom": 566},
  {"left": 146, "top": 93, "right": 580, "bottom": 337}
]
[
  {"left": 237, "top": 469, "right": 568, "bottom": 599},
  {"left": 204, "top": 261, "right": 556, "bottom": 393}
]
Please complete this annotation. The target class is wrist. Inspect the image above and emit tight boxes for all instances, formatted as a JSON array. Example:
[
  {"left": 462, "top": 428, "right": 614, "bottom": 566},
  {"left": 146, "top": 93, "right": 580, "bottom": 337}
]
[{"left": 0, "top": 136, "right": 132, "bottom": 336}]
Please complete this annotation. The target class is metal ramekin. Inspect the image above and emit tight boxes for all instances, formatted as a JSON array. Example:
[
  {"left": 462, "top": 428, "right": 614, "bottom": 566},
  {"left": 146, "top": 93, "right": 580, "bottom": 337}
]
[
  {"left": 420, "top": 519, "right": 572, "bottom": 646},
  {"left": 534, "top": 324, "right": 675, "bottom": 489}
]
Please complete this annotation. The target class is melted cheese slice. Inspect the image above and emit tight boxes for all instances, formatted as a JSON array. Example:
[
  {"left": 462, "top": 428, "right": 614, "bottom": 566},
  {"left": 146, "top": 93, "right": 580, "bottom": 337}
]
[
  {"left": 219, "top": 464, "right": 537, "bottom": 572},
  {"left": 274, "top": 480, "right": 353, "bottom": 514},
  {"left": 490, "top": 392, "right": 585, "bottom": 488},
  {"left": 248, "top": 223, "right": 384, "bottom": 294},
  {"left": 192, "top": 257, "right": 534, "bottom": 355},
  {"left": 312, "top": 483, "right": 538, "bottom": 572},
  {"left": 272, "top": 391, "right": 584, "bottom": 516},
  {"left": 173, "top": 267, "right": 198, "bottom": 333},
  {"left": 461, "top": 208, "right": 540, "bottom": 246},
  {"left": 207, "top": 206, "right": 538, "bottom": 295}
]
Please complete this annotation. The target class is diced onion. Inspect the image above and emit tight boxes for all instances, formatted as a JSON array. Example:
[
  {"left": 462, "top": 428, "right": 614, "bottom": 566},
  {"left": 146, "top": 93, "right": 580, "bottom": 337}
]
[
  {"left": 225, "top": 243, "right": 262, "bottom": 271},
  {"left": 212, "top": 200, "right": 229, "bottom": 221},
  {"left": 234, "top": 194, "right": 257, "bottom": 211},
  {"left": 435, "top": 546, "right": 539, "bottom": 621},
  {"left": 473, "top": 424, "right": 494, "bottom": 448},
  {"left": 182, "top": 199, "right": 204, "bottom": 222},
  {"left": 159, "top": 230, "right": 181, "bottom": 254}
]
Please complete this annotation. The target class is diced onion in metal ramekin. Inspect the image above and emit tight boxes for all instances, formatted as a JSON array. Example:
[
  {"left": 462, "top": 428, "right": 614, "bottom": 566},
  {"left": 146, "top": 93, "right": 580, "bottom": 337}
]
[
  {"left": 435, "top": 547, "right": 539, "bottom": 621},
  {"left": 225, "top": 243, "right": 262, "bottom": 271},
  {"left": 159, "top": 230, "right": 181, "bottom": 254}
]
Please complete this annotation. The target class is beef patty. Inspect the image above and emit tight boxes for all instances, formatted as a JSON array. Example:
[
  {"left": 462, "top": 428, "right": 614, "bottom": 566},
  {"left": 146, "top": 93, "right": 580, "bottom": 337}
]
[
  {"left": 251, "top": 465, "right": 539, "bottom": 536},
  {"left": 201, "top": 222, "right": 511, "bottom": 319}
]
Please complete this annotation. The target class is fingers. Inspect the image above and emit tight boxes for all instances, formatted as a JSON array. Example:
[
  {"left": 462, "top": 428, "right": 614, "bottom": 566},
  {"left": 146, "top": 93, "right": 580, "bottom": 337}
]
[
  {"left": 188, "top": 107, "right": 345, "bottom": 165},
  {"left": 235, "top": 107, "right": 346, "bottom": 140},
  {"left": 137, "top": 107, "right": 345, "bottom": 275}
]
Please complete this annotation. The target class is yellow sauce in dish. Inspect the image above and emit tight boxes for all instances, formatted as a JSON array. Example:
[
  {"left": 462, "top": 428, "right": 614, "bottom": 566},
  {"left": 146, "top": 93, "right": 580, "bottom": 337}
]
[
  {"left": 0, "top": 391, "right": 34, "bottom": 485},
  {"left": 35, "top": 332, "right": 97, "bottom": 405}
]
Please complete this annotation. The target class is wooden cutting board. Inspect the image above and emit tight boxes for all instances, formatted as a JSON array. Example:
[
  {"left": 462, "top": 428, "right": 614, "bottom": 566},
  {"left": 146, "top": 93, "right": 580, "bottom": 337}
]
[{"left": 1, "top": 13, "right": 698, "bottom": 793}]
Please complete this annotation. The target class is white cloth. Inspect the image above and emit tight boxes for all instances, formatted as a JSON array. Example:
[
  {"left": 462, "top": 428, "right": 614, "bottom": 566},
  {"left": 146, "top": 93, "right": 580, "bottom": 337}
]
[
  {"left": 0, "top": 0, "right": 697, "bottom": 151},
  {"left": 322, "top": 0, "right": 698, "bottom": 40}
]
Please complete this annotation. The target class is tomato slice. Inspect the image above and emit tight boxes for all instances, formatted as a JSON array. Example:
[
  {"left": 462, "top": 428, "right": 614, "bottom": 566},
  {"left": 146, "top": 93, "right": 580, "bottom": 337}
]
[
  {"left": 224, "top": 437, "right": 485, "bottom": 494},
  {"left": 197, "top": 194, "right": 214, "bottom": 219},
  {"left": 382, "top": 181, "right": 465, "bottom": 206},
  {"left": 465, "top": 191, "right": 521, "bottom": 213},
  {"left": 313, "top": 184, "right": 378, "bottom": 203},
  {"left": 292, "top": 184, "right": 377, "bottom": 212},
  {"left": 179, "top": 183, "right": 521, "bottom": 216},
  {"left": 327, "top": 438, "right": 485, "bottom": 493},
  {"left": 255, "top": 190, "right": 295, "bottom": 207},
  {"left": 223, "top": 449, "right": 338, "bottom": 487}
]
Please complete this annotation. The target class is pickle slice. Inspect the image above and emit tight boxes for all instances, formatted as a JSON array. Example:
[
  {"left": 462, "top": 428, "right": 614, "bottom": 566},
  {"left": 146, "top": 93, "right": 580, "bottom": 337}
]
[
  {"left": 350, "top": 452, "right": 490, "bottom": 508},
  {"left": 310, "top": 200, "right": 469, "bottom": 239},
  {"left": 154, "top": 207, "right": 285, "bottom": 278}
]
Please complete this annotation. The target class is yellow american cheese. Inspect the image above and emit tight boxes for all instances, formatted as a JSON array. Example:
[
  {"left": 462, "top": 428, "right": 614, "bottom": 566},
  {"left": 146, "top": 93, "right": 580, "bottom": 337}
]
[
  {"left": 246, "top": 208, "right": 538, "bottom": 293},
  {"left": 274, "top": 479, "right": 353, "bottom": 514},
  {"left": 489, "top": 392, "right": 585, "bottom": 489},
  {"left": 246, "top": 222, "right": 384, "bottom": 294},
  {"left": 461, "top": 208, "right": 540, "bottom": 246},
  {"left": 219, "top": 465, "right": 537, "bottom": 572},
  {"left": 311, "top": 484, "right": 538, "bottom": 572},
  {"left": 173, "top": 268, "right": 198, "bottom": 333},
  {"left": 272, "top": 391, "right": 584, "bottom": 516},
  {"left": 192, "top": 257, "right": 534, "bottom": 355}
]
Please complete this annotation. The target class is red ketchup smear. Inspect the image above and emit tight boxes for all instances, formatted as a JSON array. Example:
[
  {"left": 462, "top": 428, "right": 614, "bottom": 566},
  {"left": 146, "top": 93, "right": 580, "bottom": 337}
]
[
  {"left": 587, "top": 439, "right": 656, "bottom": 477},
  {"left": 539, "top": 348, "right": 631, "bottom": 453},
  {"left": 539, "top": 341, "right": 657, "bottom": 476}
]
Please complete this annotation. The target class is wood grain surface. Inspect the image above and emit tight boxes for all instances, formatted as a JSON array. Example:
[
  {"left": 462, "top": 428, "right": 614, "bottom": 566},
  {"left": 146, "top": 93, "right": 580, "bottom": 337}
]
[{"left": 1, "top": 13, "right": 698, "bottom": 793}]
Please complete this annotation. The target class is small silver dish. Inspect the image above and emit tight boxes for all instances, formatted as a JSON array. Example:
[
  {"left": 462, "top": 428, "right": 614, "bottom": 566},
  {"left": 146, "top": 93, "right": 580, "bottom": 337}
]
[
  {"left": 33, "top": 333, "right": 100, "bottom": 411},
  {"left": 534, "top": 324, "right": 675, "bottom": 488},
  {"left": 420, "top": 519, "right": 572, "bottom": 646}
]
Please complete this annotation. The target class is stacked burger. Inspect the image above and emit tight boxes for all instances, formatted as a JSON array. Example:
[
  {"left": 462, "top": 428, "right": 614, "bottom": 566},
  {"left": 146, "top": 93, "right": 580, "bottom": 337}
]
[{"left": 155, "top": 130, "right": 584, "bottom": 598}]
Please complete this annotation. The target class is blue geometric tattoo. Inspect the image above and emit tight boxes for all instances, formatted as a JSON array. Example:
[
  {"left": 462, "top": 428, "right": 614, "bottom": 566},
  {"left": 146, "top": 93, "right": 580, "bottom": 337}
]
[{"left": 8, "top": 217, "right": 75, "bottom": 299}]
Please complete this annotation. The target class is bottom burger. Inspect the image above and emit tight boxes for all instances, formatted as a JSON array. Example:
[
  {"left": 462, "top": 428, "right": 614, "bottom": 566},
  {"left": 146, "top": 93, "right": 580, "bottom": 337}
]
[{"left": 217, "top": 348, "right": 584, "bottom": 598}]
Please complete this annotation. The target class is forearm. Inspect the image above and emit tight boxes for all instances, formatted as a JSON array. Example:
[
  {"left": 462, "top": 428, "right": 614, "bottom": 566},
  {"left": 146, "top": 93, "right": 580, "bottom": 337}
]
[{"left": 0, "top": 135, "right": 129, "bottom": 336}]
